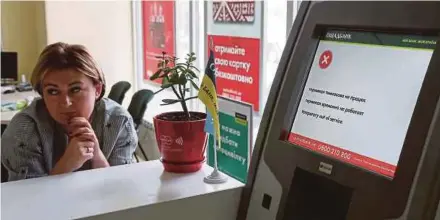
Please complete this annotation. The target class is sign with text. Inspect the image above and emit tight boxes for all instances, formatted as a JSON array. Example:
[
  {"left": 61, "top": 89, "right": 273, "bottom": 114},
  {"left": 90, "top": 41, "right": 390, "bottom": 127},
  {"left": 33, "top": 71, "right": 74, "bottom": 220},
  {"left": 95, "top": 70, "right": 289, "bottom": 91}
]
[
  {"left": 207, "top": 97, "right": 253, "bottom": 183},
  {"left": 206, "top": 1, "right": 262, "bottom": 112},
  {"left": 209, "top": 35, "right": 260, "bottom": 111},
  {"left": 142, "top": 1, "right": 175, "bottom": 84}
]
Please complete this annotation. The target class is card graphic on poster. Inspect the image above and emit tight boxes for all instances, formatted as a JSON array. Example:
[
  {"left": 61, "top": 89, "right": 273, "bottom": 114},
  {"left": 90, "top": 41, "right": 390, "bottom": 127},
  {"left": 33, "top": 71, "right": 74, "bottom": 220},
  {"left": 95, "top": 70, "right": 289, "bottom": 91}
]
[
  {"left": 212, "top": 1, "right": 255, "bottom": 23},
  {"left": 142, "top": 1, "right": 175, "bottom": 84},
  {"left": 208, "top": 35, "right": 260, "bottom": 111},
  {"left": 207, "top": 97, "right": 253, "bottom": 183}
]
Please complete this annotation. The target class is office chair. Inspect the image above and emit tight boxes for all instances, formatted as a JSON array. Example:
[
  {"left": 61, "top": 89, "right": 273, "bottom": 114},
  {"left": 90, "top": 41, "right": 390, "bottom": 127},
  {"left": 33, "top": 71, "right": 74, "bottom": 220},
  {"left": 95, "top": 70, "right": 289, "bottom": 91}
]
[
  {"left": 108, "top": 81, "right": 131, "bottom": 104},
  {"left": 127, "top": 89, "right": 154, "bottom": 161}
]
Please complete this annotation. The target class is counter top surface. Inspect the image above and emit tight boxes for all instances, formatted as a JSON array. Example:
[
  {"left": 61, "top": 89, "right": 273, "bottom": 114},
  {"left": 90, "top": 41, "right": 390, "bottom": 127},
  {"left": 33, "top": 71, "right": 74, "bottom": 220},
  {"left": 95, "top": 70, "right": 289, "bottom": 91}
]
[{"left": 1, "top": 160, "right": 244, "bottom": 220}]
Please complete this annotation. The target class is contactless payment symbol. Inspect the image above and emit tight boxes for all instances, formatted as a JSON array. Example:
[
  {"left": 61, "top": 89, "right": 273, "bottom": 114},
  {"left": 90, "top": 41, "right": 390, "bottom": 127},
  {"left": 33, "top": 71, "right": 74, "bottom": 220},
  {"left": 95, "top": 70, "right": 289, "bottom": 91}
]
[{"left": 319, "top": 50, "right": 333, "bottom": 69}]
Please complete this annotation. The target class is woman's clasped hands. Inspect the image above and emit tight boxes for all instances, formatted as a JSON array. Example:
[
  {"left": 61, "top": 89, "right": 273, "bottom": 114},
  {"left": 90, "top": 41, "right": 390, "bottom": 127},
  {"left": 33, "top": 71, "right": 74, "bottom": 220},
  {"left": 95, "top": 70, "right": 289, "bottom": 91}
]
[
  {"left": 52, "top": 117, "right": 108, "bottom": 175},
  {"left": 66, "top": 117, "right": 99, "bottom": 169}
]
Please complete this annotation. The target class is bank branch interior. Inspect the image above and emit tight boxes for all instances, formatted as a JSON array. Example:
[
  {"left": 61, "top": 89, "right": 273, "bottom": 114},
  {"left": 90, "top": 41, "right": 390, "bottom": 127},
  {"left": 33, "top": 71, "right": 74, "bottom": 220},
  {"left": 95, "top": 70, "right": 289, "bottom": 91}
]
[{"left": 1, "top": 1, "right": 440, "bottom": 220}]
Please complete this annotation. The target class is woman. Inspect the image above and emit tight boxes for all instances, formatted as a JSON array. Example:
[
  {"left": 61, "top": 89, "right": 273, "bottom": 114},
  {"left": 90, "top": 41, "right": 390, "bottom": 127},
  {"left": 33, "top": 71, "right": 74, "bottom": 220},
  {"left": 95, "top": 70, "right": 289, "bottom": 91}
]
[{"left": 1, "top": 42, "right": 138, "bottom": 181}]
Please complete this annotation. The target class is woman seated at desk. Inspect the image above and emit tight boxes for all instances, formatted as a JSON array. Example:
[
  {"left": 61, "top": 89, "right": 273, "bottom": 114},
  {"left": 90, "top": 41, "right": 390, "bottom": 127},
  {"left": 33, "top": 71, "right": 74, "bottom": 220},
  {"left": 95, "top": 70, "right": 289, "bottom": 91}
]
[{"left": 1, "top": 42, "right": 138, "bottom": 182}]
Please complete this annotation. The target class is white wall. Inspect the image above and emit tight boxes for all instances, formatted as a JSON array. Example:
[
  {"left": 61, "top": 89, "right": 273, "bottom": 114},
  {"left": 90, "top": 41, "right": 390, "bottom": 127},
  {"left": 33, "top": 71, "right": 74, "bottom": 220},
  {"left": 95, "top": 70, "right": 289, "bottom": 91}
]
[
  {"left": 1, "top": 1, "right": 46, "bottom": 80},
  {"left": 45, "top": 1, "right": 135, "bottom": 107},
  {"left": 34, "top": 1, "right": 47, "bottom": 54}
]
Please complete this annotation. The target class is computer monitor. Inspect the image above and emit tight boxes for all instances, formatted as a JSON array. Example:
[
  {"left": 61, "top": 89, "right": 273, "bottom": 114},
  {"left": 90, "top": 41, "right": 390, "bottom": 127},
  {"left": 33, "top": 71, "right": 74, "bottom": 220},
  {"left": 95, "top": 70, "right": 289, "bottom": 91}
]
[
  {"left": 238, "top": 2, "right": 440, "bottom": 220},
  {"left": 1, "top": 52, "right": 18, "bottom": 81}
]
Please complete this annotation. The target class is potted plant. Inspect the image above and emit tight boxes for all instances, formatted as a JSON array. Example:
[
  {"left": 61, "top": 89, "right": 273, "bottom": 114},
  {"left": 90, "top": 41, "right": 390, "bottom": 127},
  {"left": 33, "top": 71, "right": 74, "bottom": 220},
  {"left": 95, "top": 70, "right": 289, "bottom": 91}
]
[{"left": 150, "top": 52, "right": 207, "bottom": 173}]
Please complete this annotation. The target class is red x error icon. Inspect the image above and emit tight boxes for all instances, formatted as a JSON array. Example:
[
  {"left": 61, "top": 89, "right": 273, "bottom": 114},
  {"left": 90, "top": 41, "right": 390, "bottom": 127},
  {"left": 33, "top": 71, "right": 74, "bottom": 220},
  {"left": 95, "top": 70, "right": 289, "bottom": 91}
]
[{"left": 319, "top": 50, "right": 333, "bottom": 69}]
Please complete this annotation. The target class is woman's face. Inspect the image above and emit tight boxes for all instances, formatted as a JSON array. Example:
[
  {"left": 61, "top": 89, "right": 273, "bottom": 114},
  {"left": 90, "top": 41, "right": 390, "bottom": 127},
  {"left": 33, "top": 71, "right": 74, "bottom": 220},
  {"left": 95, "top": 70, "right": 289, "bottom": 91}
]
[{"left": 42, "top": 69, "right": 102, "bottom": 126}]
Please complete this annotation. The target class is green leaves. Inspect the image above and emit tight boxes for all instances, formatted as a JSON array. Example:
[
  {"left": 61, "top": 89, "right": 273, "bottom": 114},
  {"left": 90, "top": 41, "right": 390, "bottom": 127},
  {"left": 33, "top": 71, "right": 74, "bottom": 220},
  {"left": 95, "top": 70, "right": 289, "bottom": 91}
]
[
  {"left": 160, "top": 96, "right": 198, "bottom": 106},
  {"left": 178, "top": 73, "right": 187, "bottom": 85},
  {"left": 187, "top": 69, "right": 198, "bottom": 78},
  {"left": 150, "top": 69, "right": 162, "bottom": 81},
  {"left": 150, "top": 51, "right": 202, "bottom": 112},
  {"left": 189, "top": 79, "right": 199, "bottom": 91},
  {"left": 161, "top": 77, "right": 173, "bottom": 89},
  {"left": 160, "top": 99, "right": 180, "bottom": 106}
]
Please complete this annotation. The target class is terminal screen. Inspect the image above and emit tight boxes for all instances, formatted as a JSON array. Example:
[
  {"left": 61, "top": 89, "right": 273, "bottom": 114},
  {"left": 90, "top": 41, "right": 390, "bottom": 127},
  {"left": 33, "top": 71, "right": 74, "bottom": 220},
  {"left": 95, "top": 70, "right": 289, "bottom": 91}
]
[{"left": 288, "top": 30, "right": 437, "bottom": 178}]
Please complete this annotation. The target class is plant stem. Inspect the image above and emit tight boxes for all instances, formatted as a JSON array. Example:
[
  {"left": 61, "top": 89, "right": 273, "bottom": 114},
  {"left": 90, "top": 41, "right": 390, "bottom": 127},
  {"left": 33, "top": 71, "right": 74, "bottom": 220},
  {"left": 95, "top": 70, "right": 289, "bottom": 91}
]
[
  {"left": 171, "top": 85, "right": 181, "bottom": 100},
  {"left": 172, "top": 85, "right": 189, "bottom": 118},
  {"left": 178, "top": 84, "right": 190, "bottom": 119},
  {"left": 153, "top": 87, "right": 166, "bottom": 95},
  {"left": 181, "top": 100, "right": 190, "bottom": 119},
  {"left": 178, "top": 84, "right": 185, "bottom": 99},
  {"left": 183, "top": 59, "right": 192, "bottom": 120}
]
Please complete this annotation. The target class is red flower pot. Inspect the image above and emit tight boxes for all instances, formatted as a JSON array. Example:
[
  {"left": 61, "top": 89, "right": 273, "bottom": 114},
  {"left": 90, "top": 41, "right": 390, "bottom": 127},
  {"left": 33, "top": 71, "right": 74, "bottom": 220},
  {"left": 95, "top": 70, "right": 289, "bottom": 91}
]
[{"left": 153, "top": 111, "right": 207, "bottom": 173}]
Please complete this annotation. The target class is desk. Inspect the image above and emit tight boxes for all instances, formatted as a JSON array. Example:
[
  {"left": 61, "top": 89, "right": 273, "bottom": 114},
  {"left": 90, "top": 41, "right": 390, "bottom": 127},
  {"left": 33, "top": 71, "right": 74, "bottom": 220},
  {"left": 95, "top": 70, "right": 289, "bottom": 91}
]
[
  {"left": 1, "top": 160, "right": 244, "bottom": 220},
  {"left": 1, "top": 91, "right": 38, "bottom": 124}
]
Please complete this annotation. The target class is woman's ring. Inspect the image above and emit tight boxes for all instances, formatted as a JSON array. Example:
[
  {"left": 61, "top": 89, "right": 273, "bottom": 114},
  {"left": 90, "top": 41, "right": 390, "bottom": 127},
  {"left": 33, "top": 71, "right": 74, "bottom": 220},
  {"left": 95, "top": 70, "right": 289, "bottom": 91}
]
[{"left": 87, "top": 147, "right": 91, "bottom": 153}]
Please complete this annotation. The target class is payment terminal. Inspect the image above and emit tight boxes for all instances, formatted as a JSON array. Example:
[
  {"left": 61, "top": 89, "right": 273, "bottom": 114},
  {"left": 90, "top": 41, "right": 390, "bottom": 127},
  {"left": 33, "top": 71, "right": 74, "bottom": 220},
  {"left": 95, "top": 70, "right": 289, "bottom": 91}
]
[{"left": 237, "top": 2, "right": 440, "bottom": 220}]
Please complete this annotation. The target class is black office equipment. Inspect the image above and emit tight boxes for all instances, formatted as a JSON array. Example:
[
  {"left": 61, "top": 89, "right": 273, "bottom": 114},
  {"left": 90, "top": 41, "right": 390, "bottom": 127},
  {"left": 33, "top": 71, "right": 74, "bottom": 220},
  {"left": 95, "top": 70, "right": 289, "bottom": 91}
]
[
  {"left": 237, "top": 2, "right": 440, "bottom": 220},
  {"left": 1, "top": 52, "right": 18, "bottom": 82}
]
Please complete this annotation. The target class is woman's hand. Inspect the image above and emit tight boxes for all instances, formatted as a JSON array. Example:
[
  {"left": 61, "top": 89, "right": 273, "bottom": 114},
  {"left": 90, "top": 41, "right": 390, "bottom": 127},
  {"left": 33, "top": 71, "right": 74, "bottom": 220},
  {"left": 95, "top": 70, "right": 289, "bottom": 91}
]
[
  {"left": 68, "top": 117, "right": 109, "bottom": 169},
  {"left": 68, "top": 117, "right": 99, "bottom": 150},
  {"left": 51, "top": 136, "right": 94, "bottom": 175}
]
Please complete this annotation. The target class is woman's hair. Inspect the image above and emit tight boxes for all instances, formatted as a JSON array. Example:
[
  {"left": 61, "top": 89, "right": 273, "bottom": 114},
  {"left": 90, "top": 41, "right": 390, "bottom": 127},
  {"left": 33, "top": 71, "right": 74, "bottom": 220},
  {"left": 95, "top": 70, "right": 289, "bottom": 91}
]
[{"left": 30, "top": 42, "right": 106, "bottom": 100}]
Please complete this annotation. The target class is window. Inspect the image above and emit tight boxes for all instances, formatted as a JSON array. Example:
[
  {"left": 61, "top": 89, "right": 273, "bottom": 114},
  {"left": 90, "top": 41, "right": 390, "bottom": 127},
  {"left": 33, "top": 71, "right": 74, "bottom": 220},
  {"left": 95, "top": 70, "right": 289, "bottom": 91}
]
[
  {"left": 256, "top": 1, "right": 288, "bottom": 140},
  {"left": 133, "top": 0, "right": 191, "bottom": 122},
  {"left": 133, "top": 0, "right": 301, "bottom": 144}
]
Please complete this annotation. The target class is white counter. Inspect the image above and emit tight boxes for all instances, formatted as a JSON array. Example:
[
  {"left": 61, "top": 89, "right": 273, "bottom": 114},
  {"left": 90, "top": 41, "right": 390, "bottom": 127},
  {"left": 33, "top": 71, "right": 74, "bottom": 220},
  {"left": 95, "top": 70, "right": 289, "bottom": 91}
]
[{"left": 1, "top": 160, "right": 244, "bottom": 220}]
